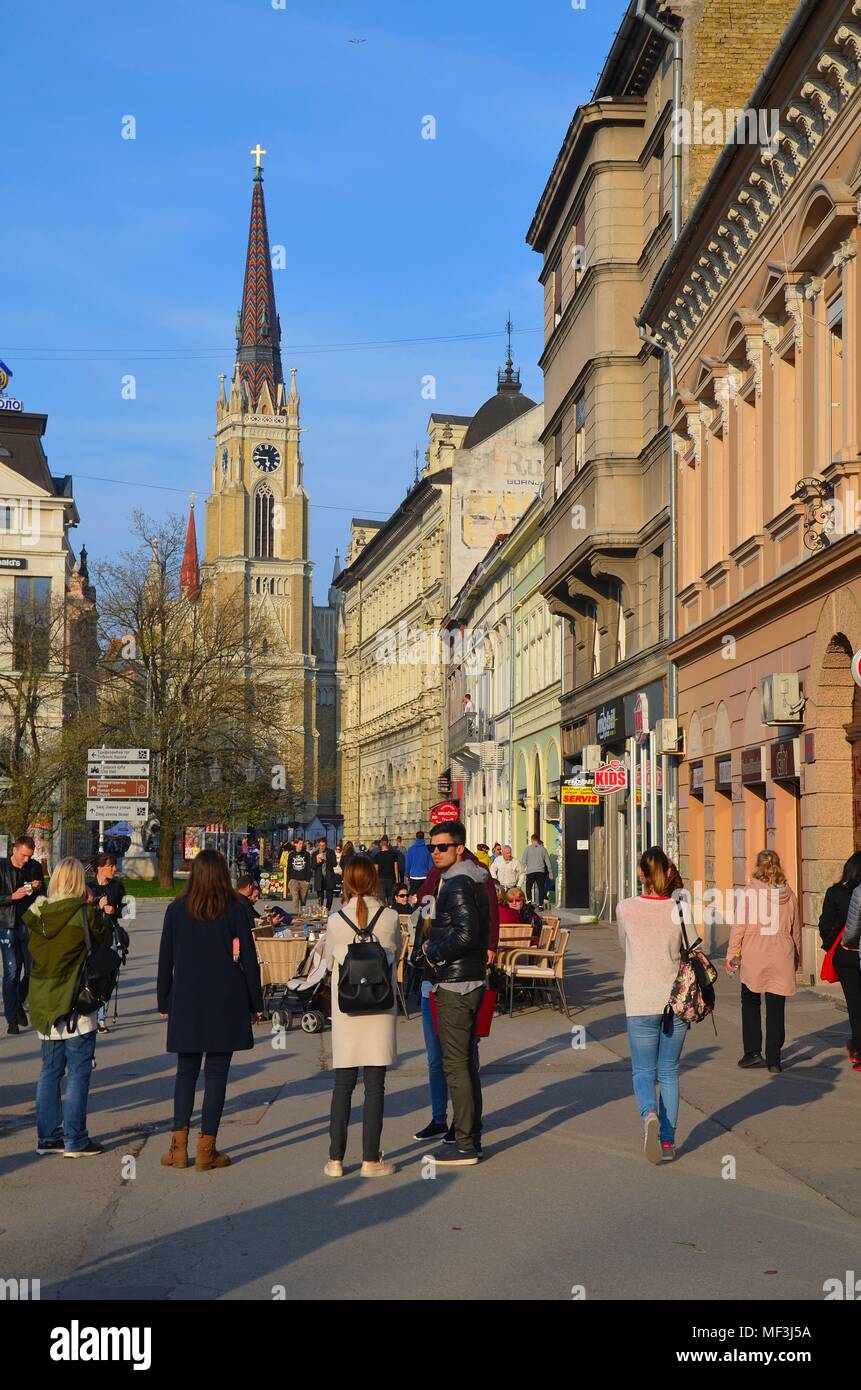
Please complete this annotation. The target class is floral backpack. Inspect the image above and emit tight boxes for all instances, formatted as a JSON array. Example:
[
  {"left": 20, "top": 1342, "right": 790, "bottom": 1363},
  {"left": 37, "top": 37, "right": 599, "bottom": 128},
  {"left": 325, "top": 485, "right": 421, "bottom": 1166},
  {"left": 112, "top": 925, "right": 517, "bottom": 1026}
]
[{"left": 662, "top": 917, "right": 717, "bottom": 1035}]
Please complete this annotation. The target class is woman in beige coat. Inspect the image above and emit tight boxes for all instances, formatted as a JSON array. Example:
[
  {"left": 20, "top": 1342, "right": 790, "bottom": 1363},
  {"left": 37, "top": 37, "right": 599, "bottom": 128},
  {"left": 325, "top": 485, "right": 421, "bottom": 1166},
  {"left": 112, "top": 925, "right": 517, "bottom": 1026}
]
[
  {"left": 727, "top": 850, "right": 801, "bottom": 1073},
  {"left": 322, "top": 853, "right": 400, "bottom": 1178}
]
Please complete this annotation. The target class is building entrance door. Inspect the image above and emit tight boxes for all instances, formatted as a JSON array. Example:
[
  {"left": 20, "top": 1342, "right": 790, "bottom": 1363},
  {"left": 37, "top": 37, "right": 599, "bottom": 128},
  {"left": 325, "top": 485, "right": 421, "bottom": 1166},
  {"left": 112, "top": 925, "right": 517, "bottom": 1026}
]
[{"left": 563, "top": 803, "right": 590, "bottom": 910}]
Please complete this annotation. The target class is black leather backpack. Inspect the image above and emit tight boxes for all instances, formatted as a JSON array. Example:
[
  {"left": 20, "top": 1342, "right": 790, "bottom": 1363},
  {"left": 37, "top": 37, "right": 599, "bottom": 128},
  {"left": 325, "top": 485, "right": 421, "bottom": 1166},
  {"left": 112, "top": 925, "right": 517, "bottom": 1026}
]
[{"left": 336, "top": 906, "right": 394, "bottom": 1016}]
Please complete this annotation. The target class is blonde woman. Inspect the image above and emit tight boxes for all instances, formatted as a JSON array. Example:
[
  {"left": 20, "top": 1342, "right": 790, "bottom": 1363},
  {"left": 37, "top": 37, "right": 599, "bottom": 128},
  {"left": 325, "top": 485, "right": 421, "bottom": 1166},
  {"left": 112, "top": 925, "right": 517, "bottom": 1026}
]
[
  {"left": 727, "top": 850, "right": 801, "bottom": 1074},
  {"left": 25, "top": 858, "right": 113, "bottom": 1157},
  {"left": 322, "top": 853, "right": 400, "bottom": 1178}
]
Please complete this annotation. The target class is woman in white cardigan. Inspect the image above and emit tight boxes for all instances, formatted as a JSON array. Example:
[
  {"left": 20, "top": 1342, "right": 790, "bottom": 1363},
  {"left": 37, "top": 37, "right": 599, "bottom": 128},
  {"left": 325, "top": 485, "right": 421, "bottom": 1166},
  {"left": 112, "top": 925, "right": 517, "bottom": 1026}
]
[{"left": 322, "top": 853, "right": 401, "bottom": 1178}]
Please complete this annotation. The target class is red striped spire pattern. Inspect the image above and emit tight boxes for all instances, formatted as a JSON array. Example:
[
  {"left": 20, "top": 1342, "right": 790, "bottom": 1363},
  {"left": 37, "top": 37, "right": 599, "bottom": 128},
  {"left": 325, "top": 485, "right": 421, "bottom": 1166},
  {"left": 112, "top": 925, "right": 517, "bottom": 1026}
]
[{"left": 237, "top": 168, "right": 283, "bottom": 405}]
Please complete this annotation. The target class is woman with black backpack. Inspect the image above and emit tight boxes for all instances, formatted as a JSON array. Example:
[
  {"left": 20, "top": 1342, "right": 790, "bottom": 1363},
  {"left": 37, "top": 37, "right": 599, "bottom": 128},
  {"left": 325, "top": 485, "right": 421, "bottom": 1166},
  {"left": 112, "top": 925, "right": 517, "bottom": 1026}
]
[
  {"left": 322, "top": 853, "right": 400, "bottom": 1178},
  {"left": 26, "top": 857, "right": 115, "bottom": 1158}
]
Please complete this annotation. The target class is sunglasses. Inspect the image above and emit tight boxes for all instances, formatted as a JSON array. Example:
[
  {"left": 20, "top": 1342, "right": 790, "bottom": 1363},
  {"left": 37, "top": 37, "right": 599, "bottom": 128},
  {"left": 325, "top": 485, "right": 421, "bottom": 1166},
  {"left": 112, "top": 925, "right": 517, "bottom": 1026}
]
[{"left": 430, "top": 842, "right": 457, "bottom": 852}]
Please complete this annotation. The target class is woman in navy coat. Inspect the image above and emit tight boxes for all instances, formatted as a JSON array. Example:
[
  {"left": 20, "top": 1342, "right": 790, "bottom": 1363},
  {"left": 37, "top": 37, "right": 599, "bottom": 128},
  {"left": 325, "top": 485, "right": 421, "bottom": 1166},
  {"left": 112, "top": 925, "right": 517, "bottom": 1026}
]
[{"left": 157, "top": 850, "right": 264, "bottom": 1171}]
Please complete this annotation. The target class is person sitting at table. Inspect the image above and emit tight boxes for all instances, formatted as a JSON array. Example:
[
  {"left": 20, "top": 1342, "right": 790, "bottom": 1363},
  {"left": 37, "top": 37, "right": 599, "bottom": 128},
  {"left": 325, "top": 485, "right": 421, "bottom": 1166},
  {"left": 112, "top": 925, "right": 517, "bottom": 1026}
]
[{"left": 498, "top": 886, "right": 528, "bottom": 924}]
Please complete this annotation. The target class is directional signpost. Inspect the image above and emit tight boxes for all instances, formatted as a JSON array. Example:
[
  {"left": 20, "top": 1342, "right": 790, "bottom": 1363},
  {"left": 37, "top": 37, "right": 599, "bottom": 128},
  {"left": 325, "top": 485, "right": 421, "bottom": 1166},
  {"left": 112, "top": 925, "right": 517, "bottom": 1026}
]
[{"left": 85, "top": 748, "right": 150, "bottom": 848}]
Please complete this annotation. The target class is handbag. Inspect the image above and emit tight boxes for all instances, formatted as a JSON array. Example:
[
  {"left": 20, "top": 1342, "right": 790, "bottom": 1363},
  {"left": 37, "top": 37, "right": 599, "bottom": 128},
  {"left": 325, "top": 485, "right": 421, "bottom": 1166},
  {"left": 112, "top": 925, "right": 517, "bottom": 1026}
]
[
  {"left": 820, "top": 928, "right": 845, "bottom": 983},
  {"left": 69, "top": 905, "right": 122, "bottom": 1030},
  {"left": 662, "top": 918, "right": 717, "bottom": 1035}
]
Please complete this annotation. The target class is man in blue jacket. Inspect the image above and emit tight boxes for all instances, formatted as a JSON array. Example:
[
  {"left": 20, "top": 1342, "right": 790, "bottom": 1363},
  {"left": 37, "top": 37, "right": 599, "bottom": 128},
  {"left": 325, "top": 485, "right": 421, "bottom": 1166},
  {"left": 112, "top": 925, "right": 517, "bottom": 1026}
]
[{"left": 405, "top": 831, "right": 433, "bottom": 897}]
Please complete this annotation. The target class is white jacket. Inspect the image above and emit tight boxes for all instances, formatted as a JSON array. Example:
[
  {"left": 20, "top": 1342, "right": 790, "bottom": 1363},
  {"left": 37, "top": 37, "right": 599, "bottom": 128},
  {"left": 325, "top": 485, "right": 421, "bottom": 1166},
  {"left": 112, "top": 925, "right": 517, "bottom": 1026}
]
[{"left": 491, "top": 856, "right": 524, "bottom": 889}]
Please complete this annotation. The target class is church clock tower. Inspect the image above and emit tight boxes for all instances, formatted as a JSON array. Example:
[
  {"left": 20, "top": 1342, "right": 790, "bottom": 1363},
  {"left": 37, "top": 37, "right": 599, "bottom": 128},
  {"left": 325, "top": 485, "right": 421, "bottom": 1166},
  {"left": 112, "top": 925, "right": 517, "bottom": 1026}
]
[{"left": 203, "top": 150, "right": 319, "bottom": 819}]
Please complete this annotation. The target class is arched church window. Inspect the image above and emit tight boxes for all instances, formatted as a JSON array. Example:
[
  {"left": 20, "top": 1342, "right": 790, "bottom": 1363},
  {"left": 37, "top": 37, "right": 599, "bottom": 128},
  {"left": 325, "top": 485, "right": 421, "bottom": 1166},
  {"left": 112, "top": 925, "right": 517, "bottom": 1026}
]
[{"left": 254, "top": 484, "right": 274, "bottom": 559}]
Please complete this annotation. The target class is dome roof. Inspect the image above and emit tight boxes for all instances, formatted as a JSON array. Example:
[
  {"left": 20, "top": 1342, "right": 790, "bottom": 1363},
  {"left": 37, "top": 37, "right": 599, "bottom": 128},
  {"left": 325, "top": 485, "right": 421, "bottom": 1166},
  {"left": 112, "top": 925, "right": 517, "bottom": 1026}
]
[{"left": 462, "top": 361, "right": 537, "bottom": 450}]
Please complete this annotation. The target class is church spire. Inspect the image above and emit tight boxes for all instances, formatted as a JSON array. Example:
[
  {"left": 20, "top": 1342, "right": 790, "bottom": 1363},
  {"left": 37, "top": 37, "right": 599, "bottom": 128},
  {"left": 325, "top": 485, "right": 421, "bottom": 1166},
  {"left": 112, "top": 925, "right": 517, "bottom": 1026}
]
[
  {"left": 180, "top": 500, "right": 201, "bottom": 601},
  {"left": 236, "top": 151, "right": 283, "bottom": 407}
]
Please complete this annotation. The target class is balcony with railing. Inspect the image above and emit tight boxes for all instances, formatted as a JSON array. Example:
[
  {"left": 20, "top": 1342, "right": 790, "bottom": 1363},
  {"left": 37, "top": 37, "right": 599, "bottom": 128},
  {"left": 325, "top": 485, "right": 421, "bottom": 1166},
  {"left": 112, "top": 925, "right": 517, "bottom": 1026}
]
[{"left": 448, "top": 709, "right": 490, "bottom": 759}]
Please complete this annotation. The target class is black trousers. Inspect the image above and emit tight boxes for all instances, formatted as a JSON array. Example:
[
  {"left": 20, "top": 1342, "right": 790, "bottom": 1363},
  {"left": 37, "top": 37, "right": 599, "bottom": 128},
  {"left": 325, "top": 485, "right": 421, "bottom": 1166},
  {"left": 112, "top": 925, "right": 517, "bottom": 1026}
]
[
  {"left": 316, "top": 881, "right": 334, "bottom": 911},
  {"left": 173, "top": 1052, "right": 233, "bottom": 1135},
  {"left": 741, "top": 984, "right": 786, "bottom": 1065},
  {"left": 833, "top": 947, "right": 861, "bottom": 1053},
  {"left": 379, "top": 878, "right": 395, "bottom": 906},
  {"left": 329, "top": 1066, "right": 386, "bottom": 1162},
  {"left": 525, "top": 873, "right": 546, "bottom": 906}
]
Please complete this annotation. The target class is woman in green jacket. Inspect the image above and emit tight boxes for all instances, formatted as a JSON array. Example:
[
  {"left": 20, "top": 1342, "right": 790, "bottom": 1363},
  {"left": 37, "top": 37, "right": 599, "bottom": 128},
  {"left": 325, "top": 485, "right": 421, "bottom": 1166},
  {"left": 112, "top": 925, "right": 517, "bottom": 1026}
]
[{"left": 26, "top": 857, "right": 113, "bottom": 1157}]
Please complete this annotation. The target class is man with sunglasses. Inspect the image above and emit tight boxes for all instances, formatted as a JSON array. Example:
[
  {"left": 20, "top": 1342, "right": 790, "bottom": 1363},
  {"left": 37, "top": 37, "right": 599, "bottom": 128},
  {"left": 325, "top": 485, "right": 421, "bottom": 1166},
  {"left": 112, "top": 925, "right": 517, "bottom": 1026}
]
[{"left": 419, "top": 821, "right": 489, "bottom": 1166}]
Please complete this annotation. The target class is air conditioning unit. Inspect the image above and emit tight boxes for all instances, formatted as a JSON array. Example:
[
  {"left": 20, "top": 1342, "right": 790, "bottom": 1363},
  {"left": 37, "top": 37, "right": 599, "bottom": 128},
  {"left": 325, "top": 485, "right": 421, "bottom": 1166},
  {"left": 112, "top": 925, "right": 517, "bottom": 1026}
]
[
  {"left": 654, "top": 718, "right": 679, "bottom": 754},
  {"left": 582, "top": 744, "right": 602, "bottom": 771},
  {"left": 480, "top": 742, "right": 505, "bottom": 769},
  {"left": 544, "top": 798, "right": 561, "bottom": 821},
  {"left": 761, "top": 673, "right": 803, "bottom": 725}
]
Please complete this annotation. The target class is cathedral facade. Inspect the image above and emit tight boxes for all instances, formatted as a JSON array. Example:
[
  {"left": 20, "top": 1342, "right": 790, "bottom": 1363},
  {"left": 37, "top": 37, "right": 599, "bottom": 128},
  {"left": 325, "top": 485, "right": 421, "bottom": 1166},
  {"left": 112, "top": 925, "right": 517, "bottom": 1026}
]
[{"left": 203, "top": 158, "right": 342, "bottom": 841}]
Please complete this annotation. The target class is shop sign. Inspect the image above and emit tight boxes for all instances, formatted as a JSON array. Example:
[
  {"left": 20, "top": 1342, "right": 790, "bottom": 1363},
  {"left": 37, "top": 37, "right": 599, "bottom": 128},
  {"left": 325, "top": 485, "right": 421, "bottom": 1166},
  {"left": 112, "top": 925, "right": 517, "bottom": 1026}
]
[
  {"left": 625, "top": 681, "right": 663, "bottom": 739},
  {"left": 715, "top": 756, "right": 733, "bottom": 791},
  {"left": 594, "top": 758, "right": 628, "bottom": 794},
  {"left": 596, "top": 700, "right": 624, "bottom": 744},
  {"left": 561, "top": 786, "right": 599, "bottom": 806},
  {"left": 430, "top": 800, "right": 460, "bottom": 824},
  {"left": 689, "top": 761, "right": 704, "bottom": 796},
  {"left": 741, "top": 745, "right": 766, "bottom": 785},
  {"left": 633, "top": 692, "right": 650, "bottom": 744},
  {"left": 770, "top": 738, "right": 800, "bottom": 781},
  {"left": 437, "top": 771, "right": 452, "bottom": 796},
  {"left": 0, "top": 557, "right": 27, "bottom": 570}
]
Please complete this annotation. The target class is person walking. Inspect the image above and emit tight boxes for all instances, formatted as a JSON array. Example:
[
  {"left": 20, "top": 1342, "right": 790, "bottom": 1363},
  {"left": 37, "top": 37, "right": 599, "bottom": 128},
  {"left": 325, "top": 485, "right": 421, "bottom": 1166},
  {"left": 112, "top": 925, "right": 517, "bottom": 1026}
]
[
  {"left": 322, "top": 853, "right": 400, "bottom": 1178},
  {"left": 490, "top": 845, "right": 524, "bottom": 892},
  {"left": 333, "top": 842, "right": 344, "bottom": 900},
  {"left": 406, "top": 830, "right": 433, "bottom": 897},
  {"left": 313, "top": 838, "right": 337, "bottom": 913},
  {"left": 474, "top": 843, "right": 491, "bottom": 869},
  {"left": 1, "top": 834, "right": 46, "bottom": 1034},
  {"left": 26, "top": 857, "right": 113, "bottom": 1157},
  {"left": 157, "top": 849, "right": 264, "bottom": 1171},
  {"left": 86, "top": 852, "right": 127, "bottom": 1034},
  {"left": 727, "top": 849, "right": 801, "bottom": 1074},
  {"left": 522, "top": 835, "right": 553, "bottom": 907},
  {"left": 394, "top": 836, "right": 407, "bottom": 887},
  {"left": 419, "top": 820, "right": 489, "bottom": 1167},
  {"left": 374, "top": 836, "right": 400, "bottom": 905},
  {"left": 616, "top": 846, "right": 686, "bottom": 1164},
  {"left": 820, "top": 853, "right": 861, "bottom": 1070},
  {"left": 285, "top": 837, "right": 313, "bottom": 914}
]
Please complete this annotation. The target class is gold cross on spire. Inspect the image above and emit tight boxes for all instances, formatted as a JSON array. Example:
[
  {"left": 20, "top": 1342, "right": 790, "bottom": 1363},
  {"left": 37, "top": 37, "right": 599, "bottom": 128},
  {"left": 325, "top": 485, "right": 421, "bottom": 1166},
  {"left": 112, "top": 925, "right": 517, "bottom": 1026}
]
[{"left": 250, "top": 143, "right": 267, "bottom": 167}]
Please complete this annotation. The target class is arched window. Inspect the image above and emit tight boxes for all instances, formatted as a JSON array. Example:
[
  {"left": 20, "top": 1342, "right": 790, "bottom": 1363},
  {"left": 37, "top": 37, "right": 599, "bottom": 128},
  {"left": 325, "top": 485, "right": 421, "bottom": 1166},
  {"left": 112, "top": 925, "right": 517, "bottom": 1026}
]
[{"left": 254, "top": 484, "right": 274, "bottom": 559}]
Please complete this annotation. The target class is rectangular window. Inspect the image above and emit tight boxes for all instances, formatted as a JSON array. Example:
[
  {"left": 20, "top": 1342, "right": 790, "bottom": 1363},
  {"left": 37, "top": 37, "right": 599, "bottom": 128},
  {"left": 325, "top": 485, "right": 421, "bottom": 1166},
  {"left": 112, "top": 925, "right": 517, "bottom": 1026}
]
[
  {"left": 553, "top": 428, "right": 562, "bottom": 497},
  {"left": 553, "top": 265, "right": 563, "bottom": 327},
  {"left": 572, "top": 208, "right": 586, "bottom": 292},
  {"left": 828, "top": 295, "right": 843, "bottom": 471},
  {"left": 656, "top": 547, "right": 665, "bottom": 641},
  {"left": 13, "top": 575, "right": 51, "bottom": 670},
  {"left": 574, "top": 395, "right": 586, "bottom": 472}
]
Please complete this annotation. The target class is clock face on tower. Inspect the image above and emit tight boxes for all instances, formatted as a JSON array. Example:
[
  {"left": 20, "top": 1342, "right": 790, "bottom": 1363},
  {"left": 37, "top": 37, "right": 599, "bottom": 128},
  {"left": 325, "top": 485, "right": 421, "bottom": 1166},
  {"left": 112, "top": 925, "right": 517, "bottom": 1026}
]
[{"left": 253, "top": 443, "right": 281, "bottom": 472}]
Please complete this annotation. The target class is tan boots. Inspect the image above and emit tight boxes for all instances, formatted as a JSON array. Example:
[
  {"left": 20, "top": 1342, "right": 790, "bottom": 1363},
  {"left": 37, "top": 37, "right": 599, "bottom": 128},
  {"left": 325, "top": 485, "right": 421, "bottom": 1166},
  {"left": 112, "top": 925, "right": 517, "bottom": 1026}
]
[
  {"left": 195, "top": 1134, "right": 231, "bottom": 1171},
  {"left": 161, "top": 1129, "right": 189, "bottom": 1168}
]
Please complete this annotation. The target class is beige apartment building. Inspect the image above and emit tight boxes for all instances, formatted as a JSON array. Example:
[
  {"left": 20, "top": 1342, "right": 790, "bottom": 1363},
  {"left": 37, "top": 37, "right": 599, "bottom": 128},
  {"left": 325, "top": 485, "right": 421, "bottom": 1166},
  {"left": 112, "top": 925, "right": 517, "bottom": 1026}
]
[
  {"left": 336, "top": 359, "right": 543, "bottom": 843},
  {"left": 640, "top": 0, "right": 861, "bottom": 976},
  {"left": 527, "top": 0, "right": 796, "bottom": 914}
]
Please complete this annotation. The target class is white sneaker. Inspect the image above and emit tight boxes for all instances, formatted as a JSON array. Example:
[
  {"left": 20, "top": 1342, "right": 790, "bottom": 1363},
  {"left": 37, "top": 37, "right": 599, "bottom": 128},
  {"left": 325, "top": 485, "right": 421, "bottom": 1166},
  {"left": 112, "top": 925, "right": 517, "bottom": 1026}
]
[
  {"left": 643, "top": 1113, "right": 661, "bottom": 1165},
  {"left": 323, "top": 1159, "right": 343, "bottom": 1178}
]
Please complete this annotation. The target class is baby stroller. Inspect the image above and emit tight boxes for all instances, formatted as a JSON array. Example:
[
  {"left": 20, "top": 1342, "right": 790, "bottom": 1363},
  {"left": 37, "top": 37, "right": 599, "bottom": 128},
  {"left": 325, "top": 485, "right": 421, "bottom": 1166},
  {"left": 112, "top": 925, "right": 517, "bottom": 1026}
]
[{"left": 269, "top": 934, "right": 331, "bottom": 1034}]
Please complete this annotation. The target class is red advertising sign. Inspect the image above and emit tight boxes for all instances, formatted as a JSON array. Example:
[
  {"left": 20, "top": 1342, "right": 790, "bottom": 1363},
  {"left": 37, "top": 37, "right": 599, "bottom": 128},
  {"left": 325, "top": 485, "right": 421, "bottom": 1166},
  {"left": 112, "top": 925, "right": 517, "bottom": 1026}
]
[
  {"left": 634, "top": 692, "right": 649, "bottom": 744},
  {"left": 594, "top": 758, "right": 628, "bottom": 794},
  {"left": 430, "top": 800, "right": 460, "bottom": 824}
]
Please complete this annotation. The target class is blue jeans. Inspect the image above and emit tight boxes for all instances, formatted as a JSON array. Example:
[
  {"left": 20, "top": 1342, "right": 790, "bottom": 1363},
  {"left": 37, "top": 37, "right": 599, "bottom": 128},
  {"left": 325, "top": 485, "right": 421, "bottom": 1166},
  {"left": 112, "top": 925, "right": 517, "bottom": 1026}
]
[
  {"left": 1, "top": 921, "right": 30, "bottom": 1023},
  {"left": 626, "top": 1014, "right": 687, "bottom": 1144},
  {"left": 36, "top": 1031, "right": 97, "bottom": 1151},
  {"left": 420, "top": 990, "right": 480, "bottom": 1125}
]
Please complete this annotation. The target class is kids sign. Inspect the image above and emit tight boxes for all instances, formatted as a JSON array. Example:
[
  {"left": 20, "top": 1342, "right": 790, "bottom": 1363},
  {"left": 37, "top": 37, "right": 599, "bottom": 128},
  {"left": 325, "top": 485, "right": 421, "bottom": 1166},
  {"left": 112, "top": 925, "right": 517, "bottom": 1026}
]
[{"left": 593, "top": 758, "right": 628, "bottom": 794}]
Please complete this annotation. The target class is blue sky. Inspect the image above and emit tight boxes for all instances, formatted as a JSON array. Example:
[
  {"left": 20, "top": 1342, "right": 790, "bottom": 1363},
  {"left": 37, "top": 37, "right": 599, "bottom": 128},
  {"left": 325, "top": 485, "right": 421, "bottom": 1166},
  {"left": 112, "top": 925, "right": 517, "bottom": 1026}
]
[{"left": 4, "top": 0, "right": 627, "bottom": 600}]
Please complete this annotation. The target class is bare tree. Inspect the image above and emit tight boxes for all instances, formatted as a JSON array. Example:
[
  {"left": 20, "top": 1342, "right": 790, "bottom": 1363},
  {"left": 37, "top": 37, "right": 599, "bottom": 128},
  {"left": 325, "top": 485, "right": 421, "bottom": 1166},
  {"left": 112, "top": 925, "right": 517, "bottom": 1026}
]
[{"left": 93, "top": 512, "right": 304, "bottom": 886}]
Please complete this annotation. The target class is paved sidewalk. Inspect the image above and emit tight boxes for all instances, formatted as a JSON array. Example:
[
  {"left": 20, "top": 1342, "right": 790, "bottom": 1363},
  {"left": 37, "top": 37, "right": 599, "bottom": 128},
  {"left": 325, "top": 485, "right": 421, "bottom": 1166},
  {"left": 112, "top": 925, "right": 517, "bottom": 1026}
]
[{"left": 0, "top": 904, "right": 858, "bottom": 1301}]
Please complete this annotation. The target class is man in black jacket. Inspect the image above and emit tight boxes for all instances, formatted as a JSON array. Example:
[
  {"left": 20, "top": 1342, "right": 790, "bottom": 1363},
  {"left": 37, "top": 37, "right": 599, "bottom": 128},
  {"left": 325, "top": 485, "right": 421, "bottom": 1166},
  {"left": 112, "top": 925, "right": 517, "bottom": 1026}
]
[
  {"left": 422, "top": 820, "right": 488, "bottom": 1166},
  {"left": 313, "top": 838, "right": 337, "bottom": 912},
  {"left": 0, "top": 835, "right": 45, "bottom": 1034},
  {"left": 286, "top": 838, "right": 312, "bottom": 913}
]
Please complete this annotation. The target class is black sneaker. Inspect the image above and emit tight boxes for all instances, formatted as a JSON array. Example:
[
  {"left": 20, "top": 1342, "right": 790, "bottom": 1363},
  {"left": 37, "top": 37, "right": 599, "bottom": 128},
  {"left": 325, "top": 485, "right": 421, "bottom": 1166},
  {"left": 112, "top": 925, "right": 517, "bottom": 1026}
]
[
  {"left": 443, "top": 1123, "right": 456, "bottom": 1143},
  {"left": 737, "top": 1052, "right": 764, "bottom": 1068},
  {"left": 64, "top": 1141, "right": 104, "bottom": 1158},
  {"left": 413, "top": 1119, "right": 448, "bottom": 1141},
  {"left": 36, "top": 1139, "right": 64, "bottom": 1155},
  {"left": 6, "top": 1022, "right": 19, "bottom": 1036},
  {"left": 767, "top": 1062, "right": 782, "bottom": 1074},
  {"left": 96, "top": 1021, "right": 110, "bottom": 1034},
  {"left": 428, "top": 1143, "right": 480, "bottom": 1166},
  {"left": 16, "top": 1006, "right": 28, "bottom": 1027}
]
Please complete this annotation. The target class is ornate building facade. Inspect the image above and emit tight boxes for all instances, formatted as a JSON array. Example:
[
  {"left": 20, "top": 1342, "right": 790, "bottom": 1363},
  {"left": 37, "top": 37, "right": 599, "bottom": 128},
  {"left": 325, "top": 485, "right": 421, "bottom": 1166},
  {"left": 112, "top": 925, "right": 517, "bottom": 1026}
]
[
  {"left": 203, "top": 160, "right": 342, "bottom": 838},
  {"left": 336, "top": 355, "right": 543, "bottom": 843}
]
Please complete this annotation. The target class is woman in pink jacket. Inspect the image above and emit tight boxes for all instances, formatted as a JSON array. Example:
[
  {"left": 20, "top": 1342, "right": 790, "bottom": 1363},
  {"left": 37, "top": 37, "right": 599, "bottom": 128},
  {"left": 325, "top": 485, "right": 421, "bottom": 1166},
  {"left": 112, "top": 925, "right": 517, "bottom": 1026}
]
[{"left": 727, "top": 850, "right": 801, "bottom": 1074}]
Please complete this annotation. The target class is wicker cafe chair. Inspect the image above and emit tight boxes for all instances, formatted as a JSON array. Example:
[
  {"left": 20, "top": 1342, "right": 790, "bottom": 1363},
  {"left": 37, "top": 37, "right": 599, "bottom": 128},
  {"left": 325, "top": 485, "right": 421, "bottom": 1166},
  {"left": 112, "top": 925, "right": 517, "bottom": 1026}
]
[
  {"left": 507, "top": 929, "right": 571, "bottom": 1017},
  {"left": 495, "top": 923, "right": 534, "bottom": 972}
]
